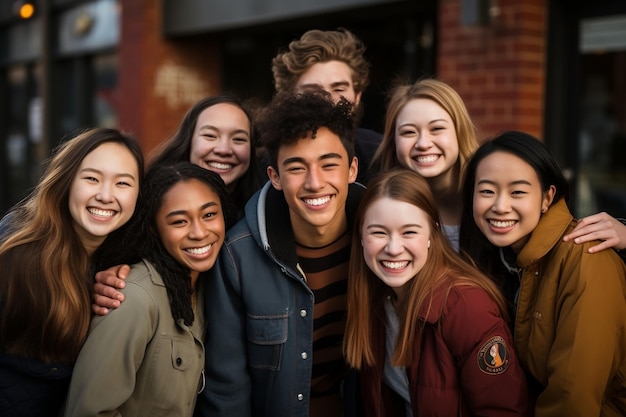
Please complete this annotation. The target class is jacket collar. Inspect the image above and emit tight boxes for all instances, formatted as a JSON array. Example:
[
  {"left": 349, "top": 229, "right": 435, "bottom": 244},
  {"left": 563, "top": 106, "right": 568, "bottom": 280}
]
[
  {"left": 142, "top": 258, "right": 166, "bottom": 287},
  {"left": 247, "top": 180, "right": 366, "bottom": 270},
  {"left": 516, "top": 199, "right": 573, "bottom": 267}
]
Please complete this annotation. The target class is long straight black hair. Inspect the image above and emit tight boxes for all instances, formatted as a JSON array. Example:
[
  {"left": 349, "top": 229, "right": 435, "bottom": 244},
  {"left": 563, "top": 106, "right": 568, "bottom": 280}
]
[{"left": 459, "top": 130, "right": 570, "bottom": 283}]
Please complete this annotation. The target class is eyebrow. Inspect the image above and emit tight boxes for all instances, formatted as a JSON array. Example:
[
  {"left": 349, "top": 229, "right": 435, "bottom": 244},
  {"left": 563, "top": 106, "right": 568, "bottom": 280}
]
[
  {"left": 281, "top": 152, "right": 343, "bottom": 167},
  {"left": 398, "top": 118, "right": 449, "bottom": 128},
  {"left": 198, "top": 125, "right": 250, "bottom": 136},
  {"left": 477, "top": 179, "right": 533, "bottom": 186},
  {"left": 366, "top": 223, "right": 424, "bottom": 230},
  {"left": 79, "top": 167, "right": 136, "bottom": 181},
  {"left": 165, "top": 201, "right": 218, "bottom": 218},
  {"left": 300, "top": 81, "right": 351, "bottom": 90}
]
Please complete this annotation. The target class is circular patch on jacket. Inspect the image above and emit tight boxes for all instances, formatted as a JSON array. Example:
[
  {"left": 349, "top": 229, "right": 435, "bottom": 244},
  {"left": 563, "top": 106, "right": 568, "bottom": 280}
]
[{"left": 477, "top": 336, "right": 509, "bottom": 375}]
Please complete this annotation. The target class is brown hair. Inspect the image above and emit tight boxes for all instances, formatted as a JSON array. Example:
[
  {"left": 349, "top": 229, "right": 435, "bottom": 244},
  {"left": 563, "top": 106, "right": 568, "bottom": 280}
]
[
  {"left": 0, "top": 127, "right": 143, "bottom": 363},
  {"left": 344, "top": 169, "right": 507, "bottom": 368},
  {"left": 272, "top": 28, "right": 370, "bottom": 95},
  {"left": 370, "top": 78, "right": 479, "bottom": 192}
]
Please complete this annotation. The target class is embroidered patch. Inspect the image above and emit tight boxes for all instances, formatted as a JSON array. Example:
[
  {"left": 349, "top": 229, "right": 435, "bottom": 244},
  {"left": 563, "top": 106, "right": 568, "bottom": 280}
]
[{"left": 477, "top": 336, "right": 509, "bottom": 375}]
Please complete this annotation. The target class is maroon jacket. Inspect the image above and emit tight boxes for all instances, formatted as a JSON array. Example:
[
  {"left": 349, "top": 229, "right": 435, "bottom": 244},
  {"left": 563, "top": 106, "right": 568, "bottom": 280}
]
[{"left": 359, "top": 286, "right": 531, "bottom": 417}]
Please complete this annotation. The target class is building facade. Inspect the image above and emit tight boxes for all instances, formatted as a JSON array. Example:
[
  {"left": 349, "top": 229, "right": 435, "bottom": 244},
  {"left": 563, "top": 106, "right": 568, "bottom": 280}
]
[{"left": 1, "top": 0, "right": 625, "bottom": 218}]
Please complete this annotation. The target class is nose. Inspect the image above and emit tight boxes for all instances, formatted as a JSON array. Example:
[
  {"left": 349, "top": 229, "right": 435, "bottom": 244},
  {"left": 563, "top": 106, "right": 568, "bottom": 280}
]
[
  {"left": 213, "top": 137, "right": 233, "bottom": 156},
  {"left": 414, "top": 132, "right": 432, "bottom": 150},
  {"left": 188, "top": 219, "right": 209, "bottom": 240},
  {"left": 491, "top": 193, "right": 511, "bottom": 213},
  {"left": 96, "top": 183, "right": 114, "bottom": 203},
  {"left": 304, "top": 167, "right": 322, "bottom": 191},
  {"left": 384, "top": 235, "right": 403, "bottom": 256}
]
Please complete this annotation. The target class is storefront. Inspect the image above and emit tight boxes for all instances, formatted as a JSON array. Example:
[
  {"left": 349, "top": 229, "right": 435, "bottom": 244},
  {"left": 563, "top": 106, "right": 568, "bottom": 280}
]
[
  {"left": 546, "top": 0, "right": 626, "bottom": 217},
  {"left": 1, "top": 0, "right": 624, "bottom": 219},
  {"left": 0, "top": 0, "right": 120, "bottom": 212}
]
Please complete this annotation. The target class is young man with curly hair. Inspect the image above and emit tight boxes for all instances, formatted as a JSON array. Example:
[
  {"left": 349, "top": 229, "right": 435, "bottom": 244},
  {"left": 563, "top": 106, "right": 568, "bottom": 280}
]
[
  {"left": 271, "top": 28, "right": 381, "bottom": 185},
  {"left": 197, "top": 91, "right": 363, "bottom": 417}
]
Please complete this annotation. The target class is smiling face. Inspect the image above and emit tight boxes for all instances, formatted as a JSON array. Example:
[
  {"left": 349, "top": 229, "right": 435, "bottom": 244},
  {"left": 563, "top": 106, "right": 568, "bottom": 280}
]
[
  {"left": 155, "top": 179, "right": 225, "bottom": 284},
  {"left": 361, "top": 197, "right": 431, "bottom": 298},
  {"left": 267, "top": 127, "right": 358, "bottom": 247},
  {"left": 473, "top": 151, "right": 555, "bottom": 253},
  {"left": 189, "top": 103, "right": 251, "bottom": 190},
  {"left": 68, "top": 141, "right": 140, "bottom": 255},
  {"left": 295, "top": 60, "right": 361, "bottom": 105},
  {"left": 394, "top": 98, "right": 460, "bottom": 188}
]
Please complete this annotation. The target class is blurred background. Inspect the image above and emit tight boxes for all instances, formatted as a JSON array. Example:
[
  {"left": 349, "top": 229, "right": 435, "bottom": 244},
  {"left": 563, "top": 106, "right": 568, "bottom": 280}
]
[{"left": 1, "top": 0, "right": 625, "bottom": 218}]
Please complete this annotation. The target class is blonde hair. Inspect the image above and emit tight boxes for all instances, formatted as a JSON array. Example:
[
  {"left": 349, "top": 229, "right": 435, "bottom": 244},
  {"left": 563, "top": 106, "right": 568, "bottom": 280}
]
[{"left": 370, "top": 78, "right": 479, "bottom": 192}]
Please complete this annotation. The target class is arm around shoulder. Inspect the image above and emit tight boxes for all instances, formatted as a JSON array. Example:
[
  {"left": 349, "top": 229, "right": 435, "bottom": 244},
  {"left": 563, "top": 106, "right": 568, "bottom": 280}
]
[{"left": 563, "top": 212, "right": 626, "bottom": 254}]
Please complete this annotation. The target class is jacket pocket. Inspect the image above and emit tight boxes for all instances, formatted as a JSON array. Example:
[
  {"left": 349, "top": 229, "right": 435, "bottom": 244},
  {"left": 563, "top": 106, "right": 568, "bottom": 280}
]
[
  {"left": 171, "top": 337, "right": 199, "bottom": 371},
  {"left": 246, "top": 313, "right": 288, "bottom": 371}
]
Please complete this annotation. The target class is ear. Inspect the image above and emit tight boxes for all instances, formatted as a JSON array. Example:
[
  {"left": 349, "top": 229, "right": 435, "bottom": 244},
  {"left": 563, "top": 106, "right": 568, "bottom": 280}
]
[
  {"left": 267, "top": 166, "right": 282, "bottom": 191},
  {"left": 348, "top": 156, "right": 358, "bottom": 184},
  {"left": 354, "top": 91, "right": 362, "bottom": 107},
  {"left": 541, "top": 185, "right": 557, "bottom": 213}
]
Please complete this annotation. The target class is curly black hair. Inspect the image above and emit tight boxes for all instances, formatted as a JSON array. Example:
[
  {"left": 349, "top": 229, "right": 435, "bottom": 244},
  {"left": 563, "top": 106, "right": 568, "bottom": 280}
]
[
  {"left": 255, "top": 90, "right": 356, "bottom": 170},
  {"left": 100, "top": 162, "right": 235, "bottom": 326}
]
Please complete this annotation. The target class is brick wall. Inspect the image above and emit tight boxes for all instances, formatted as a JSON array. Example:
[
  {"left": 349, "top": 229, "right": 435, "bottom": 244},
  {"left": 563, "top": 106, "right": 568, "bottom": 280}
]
[
  {"left": 118, "top": 0, "right": 222, "bottom": 156},
  {"left": 438, "top": 0, "right": 547, "bottom": 142}
]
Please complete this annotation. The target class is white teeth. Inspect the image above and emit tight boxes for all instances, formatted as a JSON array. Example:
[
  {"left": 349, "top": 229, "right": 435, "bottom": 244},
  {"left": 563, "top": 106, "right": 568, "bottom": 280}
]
[
  {"left": 88, "top": 208, "right": 115, "bottom": 217},
  {"left": 208, "top": 162, "right": 232, "bottom": 170},
  {"left": 381, "top": 260, "right": 409, "bottom": 270},
  {"left": 186, "top": 244, "right": 211, "bottom": 255},
  {"left": 416, "top": 155, "right": 439, "bottom": 163},
  {"left": 489, "top": 220, "right": 516, "bottom": 228},
  {"left": 303, "top": 196, "right": 331, "bottom": 206}
]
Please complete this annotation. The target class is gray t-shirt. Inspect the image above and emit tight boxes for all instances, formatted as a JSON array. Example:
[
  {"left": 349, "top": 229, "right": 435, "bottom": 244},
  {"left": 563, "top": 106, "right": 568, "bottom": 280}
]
[{"left": 383, "top": 298, "right": 413, "bottom": 417}]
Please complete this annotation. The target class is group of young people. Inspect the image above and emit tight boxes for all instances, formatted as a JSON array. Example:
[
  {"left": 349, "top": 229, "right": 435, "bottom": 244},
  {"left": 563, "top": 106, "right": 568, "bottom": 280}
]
[{"left": 1, "top": 27, "right": 626, "bottom": 417}]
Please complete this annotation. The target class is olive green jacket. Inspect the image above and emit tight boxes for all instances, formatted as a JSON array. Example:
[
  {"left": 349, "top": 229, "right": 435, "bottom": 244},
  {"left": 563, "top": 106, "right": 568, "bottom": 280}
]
[{"left": 64, "top": 259, "right": 205, "bottom": 417}]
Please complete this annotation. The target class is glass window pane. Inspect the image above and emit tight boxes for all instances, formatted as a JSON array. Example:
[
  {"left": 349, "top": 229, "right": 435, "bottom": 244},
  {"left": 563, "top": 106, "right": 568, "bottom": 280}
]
[
  {"left": 93, "top": 53, "right": 118, "bottom": 127},
  {"left": 577, "top": 17, "right": 626, "bottom": 218}
]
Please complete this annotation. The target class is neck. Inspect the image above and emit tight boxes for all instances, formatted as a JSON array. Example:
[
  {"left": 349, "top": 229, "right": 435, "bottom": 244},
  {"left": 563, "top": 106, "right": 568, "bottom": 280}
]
[
  {"left": 429, "top": 180, "right": 462, "bottom": 226},
  {"left": 292, "top": 216, "right": 348, "bottom": 248},
  {"left": 190, "top": 270, "right": 199, "bottom": 290},
  {"left": 190, "top": 271, "right": 199, "bottom": 311}
]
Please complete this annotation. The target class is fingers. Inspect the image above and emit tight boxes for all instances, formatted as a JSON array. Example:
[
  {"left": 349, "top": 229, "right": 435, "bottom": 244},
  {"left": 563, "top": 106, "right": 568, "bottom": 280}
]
[
  {"left": 564, "top": 212, "right": 606, "bottom": 237},
  {"left": 586, "top": 240, "right": 612, "bottom": 254},
  {"left": 94, "top": 265, "right": 130, "bottom": 288},
  {"left": 93, "top": 281, "right": 125, "bottom": 301},
  {"left": 92, "top": 304, "right": 110, "bottom": 316},
  {"left": 562, "top": 211, "right": 625, "bottom": 252},
  {"left": 91, "top": 264, "right": 130, "bottom": 316},
  {"left": 91, "top": 289, "right": 123, "bottom": 316},
  {"left": 116, "top": 264, "right": 131, "bottom": 280}
]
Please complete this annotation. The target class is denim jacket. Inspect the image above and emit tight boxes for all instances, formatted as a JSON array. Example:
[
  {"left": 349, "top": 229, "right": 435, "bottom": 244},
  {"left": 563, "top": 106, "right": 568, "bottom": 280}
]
[{"left": 196, "top": 181, "right": 364, "bottom": 417}]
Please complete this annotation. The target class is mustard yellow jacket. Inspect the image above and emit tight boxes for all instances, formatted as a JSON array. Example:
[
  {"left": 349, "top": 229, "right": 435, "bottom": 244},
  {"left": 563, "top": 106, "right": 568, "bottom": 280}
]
[{"left": 513, "top": 199, "right": 626, "bottom": 417}]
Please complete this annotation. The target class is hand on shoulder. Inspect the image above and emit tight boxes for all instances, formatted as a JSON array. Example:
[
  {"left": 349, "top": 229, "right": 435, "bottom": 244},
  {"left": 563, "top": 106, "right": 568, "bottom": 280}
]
[
  {"left": 92, "top": 264, "right": 131, "bottom": 315},
  {"left": 563, "top": 212, "right": 626, "bottom": 253}
]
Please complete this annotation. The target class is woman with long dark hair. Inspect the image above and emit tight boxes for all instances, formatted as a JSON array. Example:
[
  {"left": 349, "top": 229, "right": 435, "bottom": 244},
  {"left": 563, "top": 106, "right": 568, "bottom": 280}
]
[
  {"left": 459, "top": 131, "right": 626, "bottom": 416},
  {"left": 0, "top": 128, "right": 143, "bottom": 415}
]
